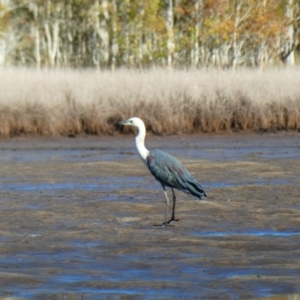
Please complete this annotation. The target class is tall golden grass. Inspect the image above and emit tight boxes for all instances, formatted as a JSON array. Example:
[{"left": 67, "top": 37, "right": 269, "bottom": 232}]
[{"left": 0, "top": 67, "right": 300, "bottom": 137}]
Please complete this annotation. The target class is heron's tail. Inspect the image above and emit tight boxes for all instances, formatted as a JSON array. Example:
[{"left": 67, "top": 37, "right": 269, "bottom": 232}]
[{"left": 186, "top": 180, "right": 207, "bottom": 199}]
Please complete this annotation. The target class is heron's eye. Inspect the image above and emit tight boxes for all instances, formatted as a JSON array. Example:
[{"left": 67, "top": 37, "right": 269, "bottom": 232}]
[{"left": 130, "top": 120, "right": 133, "bottom": 123}]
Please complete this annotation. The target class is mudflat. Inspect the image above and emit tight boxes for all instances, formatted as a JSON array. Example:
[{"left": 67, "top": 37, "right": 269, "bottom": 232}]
[{"left": 0, "top": 133, "right": 300, "bottom": 299}]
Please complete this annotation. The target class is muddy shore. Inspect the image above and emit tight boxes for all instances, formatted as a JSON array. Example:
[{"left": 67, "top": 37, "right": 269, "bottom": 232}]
[{"left": 0, "top": 133, "right": 300, "bottom": 299}]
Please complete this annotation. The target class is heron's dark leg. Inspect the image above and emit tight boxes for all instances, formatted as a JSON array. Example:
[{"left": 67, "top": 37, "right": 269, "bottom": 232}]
[
  {"left": 163, "top": 190, "right": 169, "bottom": 223},
  {"left": 154, "top": 187, "right": 179, "bottom": 228},
  {"left": 166, "top": 188, "right": 179, "bottom": 224},
  {"left": 154, "top": 186, "right": 175, "bottom": 228}
]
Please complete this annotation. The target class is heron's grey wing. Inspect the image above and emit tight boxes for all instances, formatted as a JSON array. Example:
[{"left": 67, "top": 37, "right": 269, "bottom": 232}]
[
  {"left": 147, "top": 149, "right": 206, "bottom": 199},
  {"left": 146, "top": 150, "right": 183, "bottom": 188}
]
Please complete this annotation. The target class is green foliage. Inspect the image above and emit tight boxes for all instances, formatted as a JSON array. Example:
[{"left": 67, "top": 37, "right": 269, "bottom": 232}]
[{"left": 0, "top": 3, "right": 10, "bottom": 34}]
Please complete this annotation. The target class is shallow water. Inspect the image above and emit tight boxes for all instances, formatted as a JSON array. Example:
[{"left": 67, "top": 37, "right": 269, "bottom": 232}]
[
  {"left": 0, "top": 134, "right": 300, "bottom": 299},
  {"left": 0, "top": 176, "right": 292, "bottom": 193},
  {"left": 194, "top": 229, "right": 300, "bottom": 237},
  {"left": 255, "top": 293, "right": 300, "bottom": 300}
]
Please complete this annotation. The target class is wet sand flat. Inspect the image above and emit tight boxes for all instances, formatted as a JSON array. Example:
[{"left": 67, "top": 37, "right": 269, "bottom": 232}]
[{"left": 0, "top": 133, "right": 300, "bottom": 299}]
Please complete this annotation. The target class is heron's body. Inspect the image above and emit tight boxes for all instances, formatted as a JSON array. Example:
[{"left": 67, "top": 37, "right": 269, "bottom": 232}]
[
  {"left": 118, "top": 117, "right": 206, "bottom": 227},
  {"left": 147, "top": 149, "right": 206, "bottom": 199}
]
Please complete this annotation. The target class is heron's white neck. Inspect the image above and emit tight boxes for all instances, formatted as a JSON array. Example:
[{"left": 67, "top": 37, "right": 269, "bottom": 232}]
[{"left": 135, "top": 122, "right": 149, "bottom": 164}]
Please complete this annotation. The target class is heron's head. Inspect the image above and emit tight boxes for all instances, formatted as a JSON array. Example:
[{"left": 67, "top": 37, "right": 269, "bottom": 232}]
[{"left": 117, "top": 117, "right": 144, "bottom": 128}]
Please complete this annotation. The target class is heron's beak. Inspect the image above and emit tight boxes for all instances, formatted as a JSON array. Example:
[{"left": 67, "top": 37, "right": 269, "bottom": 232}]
[{"left": 117, "top": 120, "right": 129, "bottom": 126}]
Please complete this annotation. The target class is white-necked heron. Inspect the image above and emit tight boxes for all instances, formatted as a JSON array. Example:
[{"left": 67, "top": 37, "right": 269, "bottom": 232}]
[{"left": 118, "top": 117, "right": 207, "bottom": 227}]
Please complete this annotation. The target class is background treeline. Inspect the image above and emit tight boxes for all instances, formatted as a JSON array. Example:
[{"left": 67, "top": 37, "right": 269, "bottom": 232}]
[{"left": 0, "top": 0, "right": 299, "bottom": 69}]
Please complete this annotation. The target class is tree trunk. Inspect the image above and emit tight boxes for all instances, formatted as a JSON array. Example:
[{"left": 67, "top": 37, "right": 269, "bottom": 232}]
[
  {"left": 44, "top": 1, "right": 61, "bottom": 67},
  {"left": 232, "top": 1, "right": 241, "bottom": 69},
  {"left": 166, "top": 0, "right": 174, "bottom": 68},
  {"left": 282, "top": 0, "right": 295, "bottom": 65},
  {"left": 111, "top": 0, "right": 118, "bottom": 70},
  {"left": 44, "top": 20, "right": 60, "bottom": 67},
  {"left": 192, "top": 0, "right": 203, "bottom": 68},
  {"left": 98, "top": 0, "right": 110, "bottom": 67},
  {"left": 34, "top": 26, "right": 41, "bottom": 68},
  {"left": 0, "top": 39, "right": 6, "bottom": 66},
  {"left": 31, "top": 3, "right": 41, "bottom": 68}
]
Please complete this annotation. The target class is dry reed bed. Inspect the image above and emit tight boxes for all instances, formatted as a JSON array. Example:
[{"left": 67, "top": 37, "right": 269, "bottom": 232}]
[{"left": 0, "top": 68, "right": 300, "bottom": 137}]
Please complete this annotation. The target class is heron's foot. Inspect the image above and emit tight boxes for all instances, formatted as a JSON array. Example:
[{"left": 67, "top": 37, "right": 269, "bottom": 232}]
[
  {"left": 153, "top": 218, "right": 179, "bottom": 228},
  {"left": 166, "top": 218, "right": 179, "bottom": 224}
]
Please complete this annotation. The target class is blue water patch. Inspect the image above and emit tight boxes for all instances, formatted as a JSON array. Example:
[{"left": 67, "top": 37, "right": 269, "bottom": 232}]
[
  {"left": 0, "top": 176, "right": 158, "bottom": 192},
  {"left": 206, "top": 178, "right": 290, "bottom": 188},
  {"left": 0, "top": 176, "right": 291, "bottom": 193},
  {"left": 170, "top": 147, "right": 300, "bottom": 161},
  {"left": 0, "top": 182, "right": 101, "bottom": 191},
  {"left": 0, "top": 148, "right": 129, "bottom": 163},
  {"left": 69, "top": 240, "right": 103, "bottom": 248},
  {"left": 194, "top": 229, "right": 300, "bottom": 237},
  {"left": 54, "top": 274, "right": 94, "bottom": 283}
]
